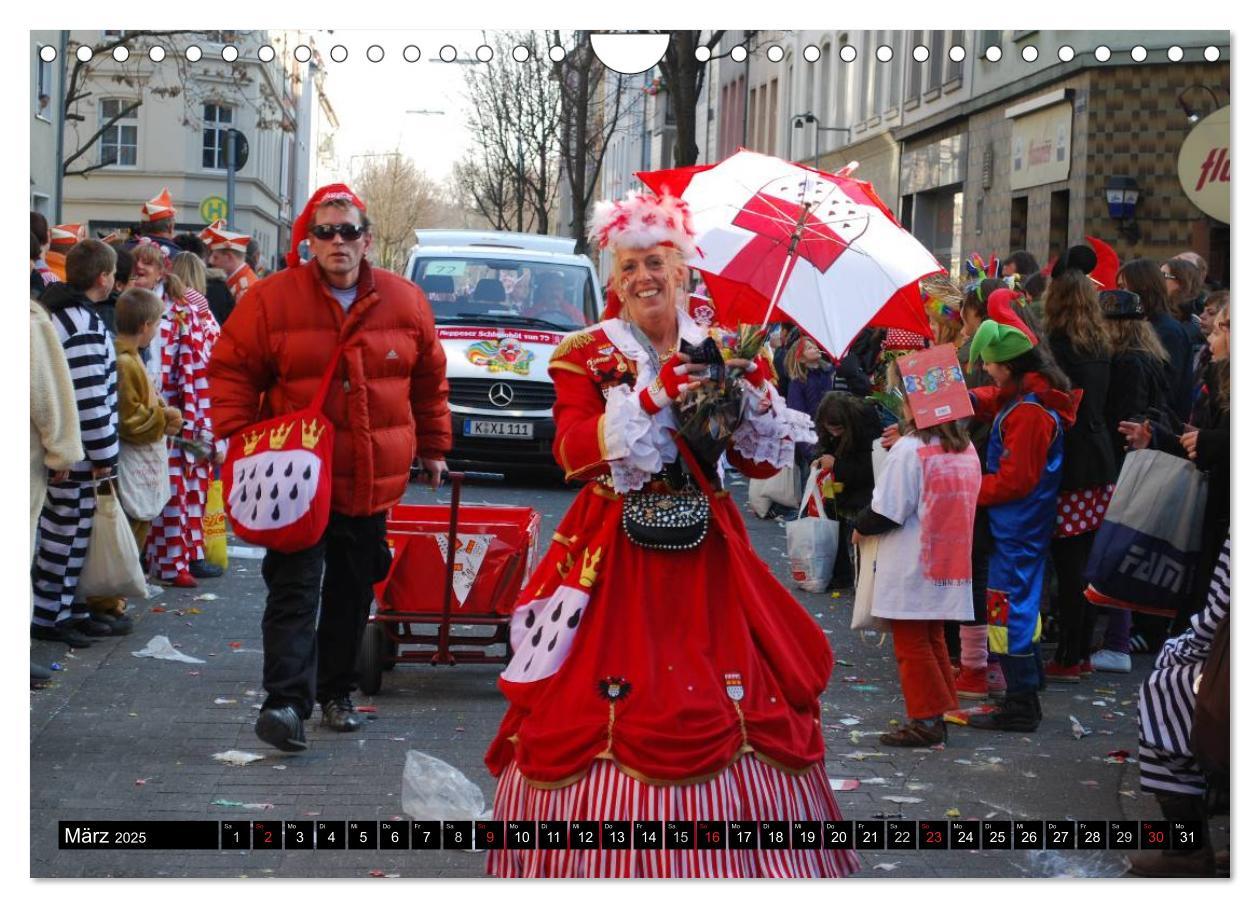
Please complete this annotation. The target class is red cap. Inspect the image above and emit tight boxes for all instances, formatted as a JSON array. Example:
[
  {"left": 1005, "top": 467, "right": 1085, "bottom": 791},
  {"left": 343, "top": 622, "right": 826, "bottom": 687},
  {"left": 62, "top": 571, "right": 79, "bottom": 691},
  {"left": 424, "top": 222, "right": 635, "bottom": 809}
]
[
  {"left": 286, "top": 183, "right": 367, "bottom": 269},
  {"left": 1086, "top": 236, "right": 1120, "bottom": 292},
  {"left": 986, "top": 288, "right": 1038, "bottom": 345}
]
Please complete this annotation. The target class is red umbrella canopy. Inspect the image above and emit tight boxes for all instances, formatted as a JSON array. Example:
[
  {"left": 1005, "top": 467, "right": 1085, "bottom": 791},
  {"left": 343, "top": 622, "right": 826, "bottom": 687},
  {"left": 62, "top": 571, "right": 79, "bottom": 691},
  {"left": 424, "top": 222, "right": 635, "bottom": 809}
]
[{"left": 639, "top": 149, "right": 940, "bottom": 356}]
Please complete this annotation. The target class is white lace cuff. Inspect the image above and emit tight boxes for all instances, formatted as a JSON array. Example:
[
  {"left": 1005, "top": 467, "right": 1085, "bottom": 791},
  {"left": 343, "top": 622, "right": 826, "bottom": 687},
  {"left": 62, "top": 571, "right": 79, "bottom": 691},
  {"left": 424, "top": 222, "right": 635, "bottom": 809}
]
[
  {"left": 602, "top": 385, "right": 674, "bottom": 493},
  {"left": 730, "top": 382, "right": 817, "bottom": 469}
]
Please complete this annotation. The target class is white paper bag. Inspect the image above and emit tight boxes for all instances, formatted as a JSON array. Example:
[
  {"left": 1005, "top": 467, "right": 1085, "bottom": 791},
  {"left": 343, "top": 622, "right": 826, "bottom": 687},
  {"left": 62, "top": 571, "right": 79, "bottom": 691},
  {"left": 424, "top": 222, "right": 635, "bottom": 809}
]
[
  {"left": 117, "top": 438, "right": 171, "bottom": 521},
  {"left": 852, "top": 534, "right": 891, "bottom": 631}
]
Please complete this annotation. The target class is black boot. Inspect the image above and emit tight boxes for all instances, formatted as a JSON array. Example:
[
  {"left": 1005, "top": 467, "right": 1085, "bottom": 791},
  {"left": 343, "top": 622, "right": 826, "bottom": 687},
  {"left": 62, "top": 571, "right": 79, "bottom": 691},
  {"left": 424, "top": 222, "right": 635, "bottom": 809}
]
[
  {"left": 969, "top": 691, "right": 1041, "bottom": 732},
  {"left": 1127, "top": 793, "right": 1214, "bottom": 877}
]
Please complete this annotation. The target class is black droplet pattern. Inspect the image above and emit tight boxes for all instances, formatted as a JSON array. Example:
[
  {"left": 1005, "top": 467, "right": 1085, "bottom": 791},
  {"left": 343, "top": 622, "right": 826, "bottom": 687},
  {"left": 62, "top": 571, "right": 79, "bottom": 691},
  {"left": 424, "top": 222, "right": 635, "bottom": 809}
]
[
  {"left": 238, "top": 487, "right": 248, "bottom": 503},
  {"left": 524, "top": 609, "right": 536, "bottom": 629},
  {"left": 550, "top": 603, "right": 563, "bottom": 622},
  {"left": 265, "top": 463, "right": 274, "bottom": 478},
  {"left": 546, "top": 634, "right": 558, "bottom": 652},
  {"left": 251, "top": 505, "right": 258, "bottom": 520},
  {"left": 271, "top": 504, "right": 280, "bottom": 521},
  {"left": 249, "top": 465, "right": 257, "bottom": 480},
  {"left": 303, "top": 465, "right": 312, "bottom": 481},
  {"left": 531, "top": 627, "right": 543, "bottom": 647},
  {"left": 284, "top": 462, "right": 293, "bottom": 477},
  {"left": 269, "top": 484, "right": 279, "bottom": 500},
  {"left": 567, "top": 609, "right": 581, "bottom": 629},
  {"left": 523, "top": 657, "right": 533, "bottom": 672},
  {"left": 254, "top": 484, "right": 262, "bottom": 501},
  {"left": 289, "top": 484, "right": 299, "bottom": 500}
]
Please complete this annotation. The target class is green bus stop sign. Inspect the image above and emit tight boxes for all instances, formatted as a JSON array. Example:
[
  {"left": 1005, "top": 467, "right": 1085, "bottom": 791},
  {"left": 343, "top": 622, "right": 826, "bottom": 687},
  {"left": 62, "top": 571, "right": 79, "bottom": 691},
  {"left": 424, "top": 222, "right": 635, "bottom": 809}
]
[{"left": 200, "top": 196, "right": 228, "bottom": 225}]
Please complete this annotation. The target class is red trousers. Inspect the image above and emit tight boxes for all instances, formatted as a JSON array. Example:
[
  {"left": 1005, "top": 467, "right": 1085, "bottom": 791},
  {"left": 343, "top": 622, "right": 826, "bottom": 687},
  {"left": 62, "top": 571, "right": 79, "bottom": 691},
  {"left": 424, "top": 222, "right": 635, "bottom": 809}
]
[{"left": 889, "top": 620, "right": 959, "bottom": 720}]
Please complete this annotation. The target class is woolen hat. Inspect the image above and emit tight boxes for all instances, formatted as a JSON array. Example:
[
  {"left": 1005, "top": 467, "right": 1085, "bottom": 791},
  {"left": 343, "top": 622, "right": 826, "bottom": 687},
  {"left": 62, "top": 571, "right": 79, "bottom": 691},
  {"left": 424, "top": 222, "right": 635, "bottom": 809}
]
[{"left": 968, "top": 319, "right": 1035, "bottom": 365}]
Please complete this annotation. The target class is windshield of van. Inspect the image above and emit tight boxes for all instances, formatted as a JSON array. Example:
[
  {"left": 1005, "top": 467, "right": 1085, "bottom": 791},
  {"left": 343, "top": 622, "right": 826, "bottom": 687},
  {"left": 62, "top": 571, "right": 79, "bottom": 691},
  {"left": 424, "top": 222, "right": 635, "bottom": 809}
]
[{"left": 410, "top": 257, "right": 597, "bottom": 331}]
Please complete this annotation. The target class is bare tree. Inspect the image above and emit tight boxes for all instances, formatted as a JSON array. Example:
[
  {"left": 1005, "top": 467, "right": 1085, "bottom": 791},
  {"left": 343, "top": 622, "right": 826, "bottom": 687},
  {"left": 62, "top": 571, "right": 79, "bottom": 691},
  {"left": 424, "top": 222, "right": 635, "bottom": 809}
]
[
  {"left": 549, "top": 30, "right": 632, "bottom": 255},
  {"left": 655, "top": 31, "right": 727, "bottom": 167},
  {"left": 354, "top": 153, "right": 449, "bottom": 273},
  {"left": 61, "top": 30, "right": 290, "bottom": 178},
  {"left": 456, "top": 31, "right": 562, "bottom": 234}
]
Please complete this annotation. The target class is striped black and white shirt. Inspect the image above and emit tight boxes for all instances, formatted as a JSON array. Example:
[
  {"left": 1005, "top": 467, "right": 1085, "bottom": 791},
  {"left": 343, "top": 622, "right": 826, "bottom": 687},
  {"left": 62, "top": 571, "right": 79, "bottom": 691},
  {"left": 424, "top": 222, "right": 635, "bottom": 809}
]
[{"left": 47, "top": 302, "right": 119, "bottom": 470}]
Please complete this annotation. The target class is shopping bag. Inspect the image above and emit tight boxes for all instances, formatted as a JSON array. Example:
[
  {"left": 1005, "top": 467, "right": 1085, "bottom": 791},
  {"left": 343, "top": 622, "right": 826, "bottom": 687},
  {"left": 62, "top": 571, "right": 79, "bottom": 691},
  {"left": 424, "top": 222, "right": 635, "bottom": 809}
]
[
  {"left": 787, "top": 466, "right": 839, "bottom": 593},
  {"left": 116, "top": 438, "right": 170, "bottom": 521},
  {"left": 78, "top": 480, "right": 148, "bottom": 599},
  {"left": 871, "top": 437, "right": 891, "bottom": 482},
  {"left": 1083, "top": 449, "right": 1208, "bottom": 617},
  {"left": 852, "top": 533, "right": 890, "bottom": 632},
  {"left": 748, "top": 460, "right": 801, "bottom": 518},
  {"left": 202, "top": 479, "right": 228, "bottom": 568},
  {"left": 223, "top": 345, "right": 343, "bottom": 554},
  {"left": 804, "top": 467, "right": 833, "bottom": 518}
]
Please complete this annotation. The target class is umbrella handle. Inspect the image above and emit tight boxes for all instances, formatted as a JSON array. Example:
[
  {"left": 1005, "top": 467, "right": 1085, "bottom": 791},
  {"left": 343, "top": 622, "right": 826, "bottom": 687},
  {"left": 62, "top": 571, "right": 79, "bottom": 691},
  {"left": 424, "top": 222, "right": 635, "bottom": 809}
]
[{"left": 760, "top": 248, "right": 800, "bottom": 329}]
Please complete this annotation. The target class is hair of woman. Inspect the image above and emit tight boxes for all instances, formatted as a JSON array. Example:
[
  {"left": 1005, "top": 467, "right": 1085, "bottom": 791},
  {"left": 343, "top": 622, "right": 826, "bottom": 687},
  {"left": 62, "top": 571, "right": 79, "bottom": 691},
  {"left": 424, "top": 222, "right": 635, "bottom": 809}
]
[
  {"left": 1044, "top": 269, "right": 1110, "bottom": 356},
  {"left": 1117, "top": 258, "right": 1173, "bottom": 320},
  {"left": 170, "top": 250, "right": 208, "bottom": 296},
  {"left": 814, "top": 391, "right": 872, "bottom": 458},
  {"left": 1163, "top": 257, "right": 1204, "bottom": 321}
]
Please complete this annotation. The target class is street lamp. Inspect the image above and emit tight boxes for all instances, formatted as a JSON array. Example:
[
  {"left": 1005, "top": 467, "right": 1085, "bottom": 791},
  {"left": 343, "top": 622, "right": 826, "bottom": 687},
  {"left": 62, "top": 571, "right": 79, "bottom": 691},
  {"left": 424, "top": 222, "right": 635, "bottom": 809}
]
[
  {"left": 791, "top": 112, "right": 851, "bottom": 170},
  {"left": 1177, "top": 85, "right": 1221, "bottom": 125},
  {"left": 1105, "top": 175, "right": 1141, "bottom": 243}
]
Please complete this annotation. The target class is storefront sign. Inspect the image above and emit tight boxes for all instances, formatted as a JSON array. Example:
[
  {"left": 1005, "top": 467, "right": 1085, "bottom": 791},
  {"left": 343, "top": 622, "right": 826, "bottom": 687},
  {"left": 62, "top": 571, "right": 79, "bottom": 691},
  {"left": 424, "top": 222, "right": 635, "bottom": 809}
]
[
  {"left": 1009, "top": 102, "right": 1072, "bottom": 191},
  {"left": 1177, "top": 106, "right": 1229, "bottom": 224}
]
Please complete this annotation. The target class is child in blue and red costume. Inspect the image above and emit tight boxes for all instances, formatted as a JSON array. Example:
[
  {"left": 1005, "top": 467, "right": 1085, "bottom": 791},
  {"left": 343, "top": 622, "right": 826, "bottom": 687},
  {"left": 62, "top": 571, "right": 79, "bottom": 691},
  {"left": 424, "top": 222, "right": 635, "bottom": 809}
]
[{"left": 965, "top": 313, "right": 1080, "bottom": 732}]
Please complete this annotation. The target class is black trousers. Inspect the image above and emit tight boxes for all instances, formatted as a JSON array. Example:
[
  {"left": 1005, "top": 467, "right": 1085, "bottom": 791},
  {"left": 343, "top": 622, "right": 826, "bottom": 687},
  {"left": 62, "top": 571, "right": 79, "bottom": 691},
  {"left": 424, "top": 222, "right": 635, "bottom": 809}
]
[
  {"left": 260, "top": 511, "right": 392, "bottom": 718},
  {"left": 1051, "top": 530, "right": 1097, "bottom": 666}
]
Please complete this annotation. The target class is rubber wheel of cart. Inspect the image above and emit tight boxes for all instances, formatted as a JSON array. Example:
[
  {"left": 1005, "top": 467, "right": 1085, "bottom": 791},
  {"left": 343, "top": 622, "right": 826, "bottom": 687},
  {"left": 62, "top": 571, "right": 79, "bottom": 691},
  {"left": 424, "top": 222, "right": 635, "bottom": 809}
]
[
  {"left": 382, "top": 623, "right": 400, "bottom": 671},
  {"left": 357, "top": 622, "right": 385, "bottom": 695}
]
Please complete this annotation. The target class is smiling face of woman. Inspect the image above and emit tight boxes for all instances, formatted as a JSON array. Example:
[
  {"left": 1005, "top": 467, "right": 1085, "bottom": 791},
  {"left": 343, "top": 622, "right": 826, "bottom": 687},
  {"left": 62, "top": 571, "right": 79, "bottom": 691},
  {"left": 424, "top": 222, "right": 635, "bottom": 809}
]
[
  {"left": 130, "top": 255, "right": 161, "bottom": 290},
  {"left": 615, "top": 245, "right": 685, "bottom": 326}
]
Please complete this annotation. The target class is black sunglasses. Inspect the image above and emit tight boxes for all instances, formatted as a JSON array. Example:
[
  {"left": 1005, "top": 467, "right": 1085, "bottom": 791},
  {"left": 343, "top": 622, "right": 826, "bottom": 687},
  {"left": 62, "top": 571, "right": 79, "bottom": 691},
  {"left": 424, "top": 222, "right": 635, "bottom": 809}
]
[{"left": 309, "top": 223, "right": 365, "bottom": 241}]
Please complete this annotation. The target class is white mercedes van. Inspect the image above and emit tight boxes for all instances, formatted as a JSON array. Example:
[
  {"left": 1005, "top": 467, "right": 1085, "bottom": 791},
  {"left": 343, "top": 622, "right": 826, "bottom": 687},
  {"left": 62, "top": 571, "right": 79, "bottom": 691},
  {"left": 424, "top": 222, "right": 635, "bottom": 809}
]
[{"left": 402, "top": 230, "right": 602, "bottom": 472}]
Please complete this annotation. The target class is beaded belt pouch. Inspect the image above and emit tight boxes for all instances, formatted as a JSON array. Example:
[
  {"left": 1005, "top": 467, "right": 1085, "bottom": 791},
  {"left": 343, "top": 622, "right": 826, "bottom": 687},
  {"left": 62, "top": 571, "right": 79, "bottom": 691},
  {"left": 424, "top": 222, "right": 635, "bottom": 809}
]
[{"left": 621, "top": 486, "right": 710, "bottom": 551}]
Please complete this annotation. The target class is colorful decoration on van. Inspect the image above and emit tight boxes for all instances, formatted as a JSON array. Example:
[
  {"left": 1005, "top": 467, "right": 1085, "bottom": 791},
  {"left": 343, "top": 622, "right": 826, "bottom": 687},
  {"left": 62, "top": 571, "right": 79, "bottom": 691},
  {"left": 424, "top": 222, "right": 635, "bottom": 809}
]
[{"left": 465, "top": 337, "right": 535, "bottom": 376}]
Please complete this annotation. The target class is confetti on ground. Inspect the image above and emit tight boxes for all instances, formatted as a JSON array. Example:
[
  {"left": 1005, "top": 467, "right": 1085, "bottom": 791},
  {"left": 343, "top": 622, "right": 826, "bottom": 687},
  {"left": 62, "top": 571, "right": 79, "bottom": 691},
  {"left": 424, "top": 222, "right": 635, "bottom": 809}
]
[
  {"left": 132, "top": 636, "right": 205, "bottom": 664},
  {"left": 861, "top": 778, "right": 891, "bottom": 785},
  {"left": 213, "top": 698, "right": 238, "bottom": 705},
  {"left": 368, "top": 870, "right": 386, "bottom": 878},
  {"left": 954, "top": 759, "right": 974, "bottom": 765},
  {"left": 1022, "top": 771, "right": 1038, "bottom": 779},
  {"left": 193, "top": 594, "right": 218, "bottom": 601},
  {"left": 852, "top": 685, "right": 881, "bottom": 692},
  {"left": 849, "top": 731, "right": 863, "bottom": 744},
  {"left": 186, "top": 607, "right": 203, "bottom": 615},
  {"left": 873, "top": 863, "right": 900, "bottom": 871},
  {"left": 356, "top": 705, "right": 378, "bottom": 714},
  {"left": 839, "top": 717, "right": 861, "bottom": 726},
  {"left": 212, "top": 750, "right": 266, "bottom": 766},
  {"left": 829, "top": 779, "right": 861, "bottom": 792},
  {"left": 835, "top": 659, "right": 854, "bottom": 667},
  {"left": 946, "top": 808, "right": 961, "bottom": 818},
  {"left": 882, "top": 796, "right": 924, "bottom": 804},
  {"left": 50, "top": 663, "right": 63, "bottom": 671},
  {"left": 1120, "top": 789, "right": 1138, "bottom": 799},
  {"left": 273, "top": 765, "right": 287, "bottom": 771},
  {"left": 151, "top": 606, "right": 167, "bottom": 613},
  {"left": 211, "top": 799, "right": 274, "bottom": 810},
  {"left": 1070, "top": 715, "right": 1092, "bottom": 739},
  {"left": 228, "top": 642, "right": 242, "bottom": 649},
  {"left": 1080, "top": 780, "right": 1099, "bottom": 788},
  {"left": 841, "top": 751, "right": 891, "bottom": 761},
  {"left": 945, "top": 704, "right": 998, "bottom": 725},
  {"left": 135, "top": 778, "right": 150, "bottom": 786}
]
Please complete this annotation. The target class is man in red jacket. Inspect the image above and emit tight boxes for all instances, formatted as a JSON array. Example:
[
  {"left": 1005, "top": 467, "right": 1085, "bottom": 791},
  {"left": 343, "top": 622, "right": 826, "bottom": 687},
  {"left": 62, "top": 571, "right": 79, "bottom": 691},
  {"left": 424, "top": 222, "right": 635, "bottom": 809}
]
[{"left": 209, "top": 184, "right": 451, "bottom": 751}]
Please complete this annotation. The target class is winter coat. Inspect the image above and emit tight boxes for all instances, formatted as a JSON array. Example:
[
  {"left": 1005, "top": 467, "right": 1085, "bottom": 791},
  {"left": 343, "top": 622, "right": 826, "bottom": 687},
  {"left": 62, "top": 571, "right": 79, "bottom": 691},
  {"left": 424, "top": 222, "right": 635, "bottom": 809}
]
[
  {"left": 787, "top": 366, "right": 833, "bottom": 462},
  {"left": 114, "top": 338, "right": 171, "bottom": 445},
  {"left": 814, "top": 399, "right": 882, "bottom": 515},
  {"left": 204, "top": 269, "right": 235, "bottom": 326},
  {"left": 208, "top": 258, "right": 451, "bottom": 518},
  {"left": 1047, "top": 333, "right": 1115, "bottom": 490},
  {"left": 971, "top": 373, "right": 1080, "bottom": 509},
  {"left": 1105, "top": 348, "right": 1170, "bottom": 473},
  {"left": 29, "top": 299, "right": 84, "bottom": 550},
  {"left": 1151, "top": 364, "right": 1229, "bottom": 629},
  {"left": 1150, "top": 312, "right": 1195, "bottom": 421}
]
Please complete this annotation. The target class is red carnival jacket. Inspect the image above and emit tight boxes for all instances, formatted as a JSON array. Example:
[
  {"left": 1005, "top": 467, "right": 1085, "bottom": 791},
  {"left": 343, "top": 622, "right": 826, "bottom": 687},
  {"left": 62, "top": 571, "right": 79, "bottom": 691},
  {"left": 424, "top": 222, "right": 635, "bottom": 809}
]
[{"left": 208, "top": 258, "right": 451, "bottom": 517}]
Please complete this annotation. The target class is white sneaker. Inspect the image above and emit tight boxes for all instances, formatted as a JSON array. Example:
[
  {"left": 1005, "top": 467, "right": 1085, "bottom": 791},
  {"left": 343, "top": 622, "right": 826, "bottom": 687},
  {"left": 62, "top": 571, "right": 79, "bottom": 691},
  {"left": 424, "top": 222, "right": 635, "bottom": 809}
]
[{"left": 1090, "top": 649, "right": 1132, "bottom": 673}]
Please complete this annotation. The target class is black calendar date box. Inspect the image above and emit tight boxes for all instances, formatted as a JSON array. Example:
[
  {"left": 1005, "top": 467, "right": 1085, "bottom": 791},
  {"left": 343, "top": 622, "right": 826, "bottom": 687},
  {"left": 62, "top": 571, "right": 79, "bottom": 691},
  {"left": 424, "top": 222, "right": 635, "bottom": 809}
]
[
  {"left": 1014, "top": 821, "right": 1044, "bottom": 850},
  {"left": 252, "top": 820, "right": 282, "bottom": 850},
  {"left": 697, "top": 820, "right": 727, "bottom": 850},
  {"left": 887, "top": 820, "right": 916, "bottom": 851},
  {"left": 633, "top": 821, "right": 663, "bottom": 850},
  {"left": 791, "top": 821, "right": 821, "bottom": 850},
  {"left": 349, "top": 821, "right": 377, "bottom": 850},
  {"left": 1141, "top": 820, "right": 1171, "bottom": 850},
  {"left": 759, "top": 821, "right": 790, "bottom": 849},
  {"left": 220, "top": 820, "right": 249, "bottom": 850},
  {"left": 1108, "top": 820, "right": 1138, "bottom": 850},
  {"left": 665, "top": 821, "right": 695, "bottom": 850},
  {"left": 1046, "top": 821, "right": 1074, "bottom": 850},
  {"left": 475, "top": 820, "right": 504, "bottom": 850},
  {"left": 855, "top": 820, "right": 885, "bottom": 850},
  {"left": 317, "top": 821, "right": 346, "bottom": 849},
  {"left": 568, "top": 821, "right": 599, "bottom": 850},
  {"left": 982, "top": 821, "right": 1012, "bottom": 849},
  {"left": 1170, "top": 820, "right": 1205, "bottom": 851},
  {"left": 379, "top": 821, "right": 409, "bottom": 850},
  {"left": 601, "top": 821, "right": 631, "bottom": 850},
  {"left": 285, "top": 821, "right": 315, "bottom": 850},
  {"left": 507, "top": 821, "right": 537, "bottom": 849},
  {"left": 411, "top": 821, "right": 441, "bottom": 850},
  {"left": 823, "top": 821, "right": 853, "bottom": 850},
  {"left": 728, "top": 821, "right": 758, "bottom": 850},
  {"left": 1076, "top": 820, "right": 1107, "bottom": 849},
  {"left": 917, "top": 821, "right": 948, "bottom": 850},
  {"left": 538, "top": 821, "right": 567, "bottom": 849},
  {"left": 442, "top": 821, "right": 472, "bottom": 850},
  {"left": 949, "top": 820, "right": 980, "bottom": 850}
]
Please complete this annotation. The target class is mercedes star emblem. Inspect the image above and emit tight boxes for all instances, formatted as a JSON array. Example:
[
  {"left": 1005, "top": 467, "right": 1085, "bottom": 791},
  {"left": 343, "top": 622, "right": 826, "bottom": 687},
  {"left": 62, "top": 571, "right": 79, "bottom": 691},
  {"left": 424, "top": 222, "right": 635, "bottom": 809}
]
[{"left": 488, "top": 382, "right": 515, "bottom": 407}]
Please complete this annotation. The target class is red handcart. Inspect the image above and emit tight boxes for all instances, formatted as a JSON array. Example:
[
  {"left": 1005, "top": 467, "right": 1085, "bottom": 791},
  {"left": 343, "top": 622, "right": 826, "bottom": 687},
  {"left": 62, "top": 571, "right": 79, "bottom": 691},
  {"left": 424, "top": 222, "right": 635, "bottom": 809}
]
[{"left": 356, "top": 471, "right": 540, "bottom": 694}]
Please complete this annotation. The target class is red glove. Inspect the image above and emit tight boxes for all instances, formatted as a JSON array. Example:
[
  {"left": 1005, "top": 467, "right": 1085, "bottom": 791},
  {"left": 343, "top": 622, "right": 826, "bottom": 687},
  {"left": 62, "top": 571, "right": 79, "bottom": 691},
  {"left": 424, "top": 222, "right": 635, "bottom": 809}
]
[
  {"left": 742, "top": 357, "right": 768, "bottom": 389},
  {"left": 639, "top": 354, "right": 690, "bottom": 414}
]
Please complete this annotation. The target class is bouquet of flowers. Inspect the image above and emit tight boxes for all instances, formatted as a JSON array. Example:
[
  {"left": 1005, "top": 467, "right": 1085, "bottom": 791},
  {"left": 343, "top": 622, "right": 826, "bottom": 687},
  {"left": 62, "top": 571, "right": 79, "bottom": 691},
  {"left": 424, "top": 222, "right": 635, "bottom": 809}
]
[{"left": 673, "top": 324, "right": 767, "bottom": 465}]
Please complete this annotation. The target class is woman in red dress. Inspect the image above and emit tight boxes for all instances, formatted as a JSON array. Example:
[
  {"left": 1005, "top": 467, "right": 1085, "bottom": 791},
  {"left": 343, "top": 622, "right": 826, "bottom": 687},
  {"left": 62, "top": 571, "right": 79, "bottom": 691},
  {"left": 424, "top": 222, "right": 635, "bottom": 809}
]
[{"left": 484, "top": 190, "right": 859, "bottom": 878}]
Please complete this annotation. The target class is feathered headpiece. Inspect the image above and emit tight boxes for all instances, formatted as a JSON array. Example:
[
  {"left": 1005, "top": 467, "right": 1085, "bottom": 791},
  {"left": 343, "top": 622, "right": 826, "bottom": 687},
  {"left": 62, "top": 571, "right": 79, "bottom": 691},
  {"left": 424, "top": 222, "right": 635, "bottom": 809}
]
[
  {"left": 588, "top": 190, "right": 697, "bottom": 260},
  {"left": 921, "top": 274, "right": 963, "bottom": 322}
]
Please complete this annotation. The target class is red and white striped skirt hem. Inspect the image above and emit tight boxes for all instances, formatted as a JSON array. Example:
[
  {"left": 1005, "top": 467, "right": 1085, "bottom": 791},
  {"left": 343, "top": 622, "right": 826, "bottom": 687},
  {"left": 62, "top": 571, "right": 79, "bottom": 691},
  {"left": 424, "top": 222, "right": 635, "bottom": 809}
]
[{"left": 486, "top": 754, "right": 861, "bottom": 878}]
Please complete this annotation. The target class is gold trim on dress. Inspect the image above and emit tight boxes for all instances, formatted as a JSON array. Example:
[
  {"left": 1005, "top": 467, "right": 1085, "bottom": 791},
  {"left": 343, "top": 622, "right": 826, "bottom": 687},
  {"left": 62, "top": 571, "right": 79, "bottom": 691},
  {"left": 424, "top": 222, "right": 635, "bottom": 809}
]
[
  {"left": 552, "top": 330, "right": 595, "bottom": 360},
  {"left": 511, "top": 747, "right": 814, "bottom": 791},
  {"left": 549, "top": 360, "right": 588, "bottom": 376}
]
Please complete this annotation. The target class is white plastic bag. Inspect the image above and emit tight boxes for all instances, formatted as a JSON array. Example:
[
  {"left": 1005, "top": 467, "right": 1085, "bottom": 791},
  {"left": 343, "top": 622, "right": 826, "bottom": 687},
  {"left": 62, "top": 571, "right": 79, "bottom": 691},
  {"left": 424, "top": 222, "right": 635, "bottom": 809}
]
[
  {"left": 78, "top": 480, "right": 148, "bottom": 599},
  {"left": 787, "top": 466, "right": 839, "bottom": 593},
  {"left": 401, "top": 750, "right": 486, "bottom": 821}
]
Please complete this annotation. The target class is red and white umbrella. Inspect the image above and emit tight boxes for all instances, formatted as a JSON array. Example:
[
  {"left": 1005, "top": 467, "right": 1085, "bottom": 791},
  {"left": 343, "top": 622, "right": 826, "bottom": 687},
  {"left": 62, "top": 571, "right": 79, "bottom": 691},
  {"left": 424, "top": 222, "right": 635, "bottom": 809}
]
[{"left": 639, "top": 149, "right": 943, "bottom": 357}]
